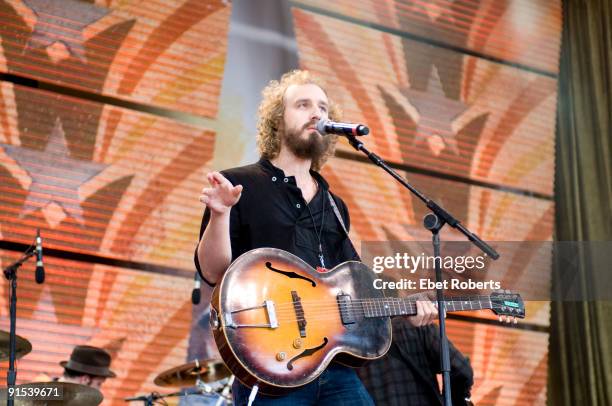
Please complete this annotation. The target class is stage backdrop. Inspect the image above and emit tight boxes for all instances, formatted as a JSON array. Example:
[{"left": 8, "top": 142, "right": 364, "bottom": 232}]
[{"left": 0, "top": 0, "right": 560, "bottom": 405}]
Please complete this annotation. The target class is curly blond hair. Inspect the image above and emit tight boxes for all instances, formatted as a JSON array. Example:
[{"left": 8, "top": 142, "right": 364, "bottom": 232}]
[{"left": 256, "top": 70, "right": 342, "bottom": 171}]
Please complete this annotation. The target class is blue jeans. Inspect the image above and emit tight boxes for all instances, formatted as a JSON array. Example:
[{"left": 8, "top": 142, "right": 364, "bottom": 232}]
[{"left": 231, "top": 364, "right": 374, "bottom": 406}]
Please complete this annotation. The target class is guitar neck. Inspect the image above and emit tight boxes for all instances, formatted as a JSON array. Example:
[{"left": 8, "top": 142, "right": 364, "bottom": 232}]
[{"left": 362, "top": 296, "right": 493, "bottom": 318}]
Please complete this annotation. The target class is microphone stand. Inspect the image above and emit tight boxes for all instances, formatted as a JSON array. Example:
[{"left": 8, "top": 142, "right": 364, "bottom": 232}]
[
  {"left": 343, "top": 134, "right": 499, "bottom": 406},
  {"left": 3, "top": 244, "right": 38, "bottom": 406}
]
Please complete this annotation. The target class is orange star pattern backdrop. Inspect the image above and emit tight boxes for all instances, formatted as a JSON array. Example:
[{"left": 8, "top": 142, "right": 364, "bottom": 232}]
[
  {"left": 0, "top": 0, "right": 559, "bottom": 405},
  {"left": 0, "top": 0, "right": 229, "bottom": 404},
  {"left": 297, "top": 1, "right": 559, "bottom": 404}
]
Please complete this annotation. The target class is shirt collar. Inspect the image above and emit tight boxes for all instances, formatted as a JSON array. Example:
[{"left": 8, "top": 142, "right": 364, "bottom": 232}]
[{"left": 258, "top": 158, "right": 330, "bottom": 191}]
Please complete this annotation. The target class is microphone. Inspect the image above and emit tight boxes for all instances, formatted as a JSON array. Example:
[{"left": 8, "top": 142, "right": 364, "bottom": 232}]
[
  {"left": 35, "top": 229, "right": 45, "bottom": 284},
  {"left": 316, "top": 119, "right": 369, "bottom": 136},
  {"left": 191, "top": 272, "right": 201, "bottom": 305}
]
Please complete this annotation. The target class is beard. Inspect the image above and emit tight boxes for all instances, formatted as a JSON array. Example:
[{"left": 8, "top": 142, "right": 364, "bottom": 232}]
[{"left": 283, "top": 123, "right": 332, "bottom": 162}]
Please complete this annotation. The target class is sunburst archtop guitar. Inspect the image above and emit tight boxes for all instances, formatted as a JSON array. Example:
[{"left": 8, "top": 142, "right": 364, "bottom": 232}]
[{"left": 209, "top": 248, "right": 524, "bottom": 395}]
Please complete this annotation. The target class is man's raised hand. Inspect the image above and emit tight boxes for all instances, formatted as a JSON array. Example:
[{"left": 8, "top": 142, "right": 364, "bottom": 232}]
[{"left": 199, "top": 172, "right": 243, "bottom": 215}]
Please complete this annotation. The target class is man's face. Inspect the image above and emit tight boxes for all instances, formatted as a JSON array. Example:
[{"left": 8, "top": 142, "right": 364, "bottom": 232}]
[
  {"left": 65, "top": 374, "right": 106, "bottom": 389},
  {"left": 281, "top": 83, "right": 332, "bottom": 160},
  {"left": 87, "top": 376, "right": 106, "bottom": 390}
]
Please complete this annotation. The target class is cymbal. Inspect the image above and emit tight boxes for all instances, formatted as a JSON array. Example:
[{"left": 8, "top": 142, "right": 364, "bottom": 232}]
[
  {"left": 0, "top": 330, "right": 32, "bottom": 361},
  {"left": 154, "top": 359, "right": 231, "bottom": 387},
  {"left": 0, "top": 382, "right": 103, "bottom": 405}
]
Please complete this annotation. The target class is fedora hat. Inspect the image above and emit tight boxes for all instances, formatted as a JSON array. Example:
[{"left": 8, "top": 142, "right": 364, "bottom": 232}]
[{"left": 60, "top": 345, "right": 116, "bottom": 378}]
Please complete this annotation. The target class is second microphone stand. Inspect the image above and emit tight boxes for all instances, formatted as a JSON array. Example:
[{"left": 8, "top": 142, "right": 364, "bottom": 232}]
[
  {"left": 344, "top": 134, "right": 499, "bottom": 406},
  {"left": 3, "top": 240, "right": 39, "bottom": 406}
]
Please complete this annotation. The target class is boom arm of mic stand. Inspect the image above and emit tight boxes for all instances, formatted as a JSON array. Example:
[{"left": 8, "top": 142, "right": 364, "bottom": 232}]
[
  {"left": 344, "top": 133, "right": 499, "bottom": 259},
  {"left": 3, "top": 247, "right": 37, "bottom": 277}
]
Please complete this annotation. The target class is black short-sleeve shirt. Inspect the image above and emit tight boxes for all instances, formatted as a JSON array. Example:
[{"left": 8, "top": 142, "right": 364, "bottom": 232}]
[{"left": 194, "top": 159, "right": 359, "bottom": 286}]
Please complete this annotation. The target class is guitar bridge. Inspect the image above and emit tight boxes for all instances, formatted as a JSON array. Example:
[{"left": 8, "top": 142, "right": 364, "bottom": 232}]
[
  {"left": 291, "top": 291, "right": 307, "bottom": 337},
  {"left": 224, "top": 300, "right": 279, "bottom": 329}
]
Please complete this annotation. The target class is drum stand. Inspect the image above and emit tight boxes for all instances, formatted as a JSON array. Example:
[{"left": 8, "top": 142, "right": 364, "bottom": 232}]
[
  {"left": 194, "top": 374, "right": 234, "bottom": 405},
  {"left": 124, "top": 391, "right": 182, "bottom": 405}
]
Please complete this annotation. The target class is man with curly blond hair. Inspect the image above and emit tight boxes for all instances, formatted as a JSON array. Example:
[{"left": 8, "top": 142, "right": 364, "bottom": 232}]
[
  {"left": 255, "top": 70, "right": 342, "bottom": 172},
  {"left": 194, "top": 70, "right": 437, "bottom": 405}
]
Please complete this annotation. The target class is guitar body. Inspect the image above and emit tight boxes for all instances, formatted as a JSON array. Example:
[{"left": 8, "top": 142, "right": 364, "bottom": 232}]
[{"left": 210, "top": 248, "right": 391, "bottom": 395}]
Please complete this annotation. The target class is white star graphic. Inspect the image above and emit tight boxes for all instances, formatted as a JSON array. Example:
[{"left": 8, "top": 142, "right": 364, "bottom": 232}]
[
  {"left": 404, "top": 66, "right": 468, "bottom": 155},
  {"left": 2, "top": 118, "right": 108, "bottom": 226},
  {"left": 24, "top": 0, "right": 109, "bottom": 63}
]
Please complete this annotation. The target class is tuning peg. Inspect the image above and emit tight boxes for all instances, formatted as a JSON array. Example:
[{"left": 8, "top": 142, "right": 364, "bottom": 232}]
[
  {"left": 513, "top": 317, "right": 518, "bottom": 324},
  {"left": 498, "top": 315, "right": 503, "bottom": 323},
  {"left": 505, "top": 315, "right": 511, "bottom": 323}
]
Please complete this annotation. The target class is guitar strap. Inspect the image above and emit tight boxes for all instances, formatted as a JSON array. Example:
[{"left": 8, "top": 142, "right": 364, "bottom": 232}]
[
  {"left": 327, "top": 192, "right": 359, "bottom": 259},
  {"left": 327, "top": 192, "right": 349, "bottom": 237}
]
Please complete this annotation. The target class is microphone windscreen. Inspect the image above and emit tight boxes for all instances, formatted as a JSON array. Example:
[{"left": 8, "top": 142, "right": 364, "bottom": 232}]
[
  {"left": 35, "top": 265, "right": 45, "bottom": 284},
  {"left": 316, "top": 119, "right": 329, "bottom": 134},
  {"left": 192, "top": 287, "right": 201, "bottom": 305}
]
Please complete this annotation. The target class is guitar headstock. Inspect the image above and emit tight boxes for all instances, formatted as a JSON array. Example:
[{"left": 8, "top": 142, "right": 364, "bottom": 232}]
[{"left": 490, "top": 290, "right": 525, "bottom": 324}]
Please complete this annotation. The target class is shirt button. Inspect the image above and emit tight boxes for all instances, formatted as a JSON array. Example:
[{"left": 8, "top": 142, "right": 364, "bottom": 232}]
[
  {"left": 296, "top": 203, "right": 301, "bottom": 209},
  {"left": 284, "top": 177, "right": 289, "bottom": 183},
  {"left": 272, "top": 176, "right": 277, "bottom": 182}
]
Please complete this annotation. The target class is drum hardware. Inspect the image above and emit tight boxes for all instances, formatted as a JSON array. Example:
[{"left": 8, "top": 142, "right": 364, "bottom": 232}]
[
  {"left": 154, "top": 359, "right": 231, "bottom": 388},
  {"left": 124, "top": 391, "right": 182, "bottom": 405},
  {"left": 152, "top": 359, "right": 233, "bottom": 405},
  {"left": 0, "top": 331, "right": 32, "bottom": 362},
  {"left": 214, "top": 375, "right": 234, "bottom": 406}
]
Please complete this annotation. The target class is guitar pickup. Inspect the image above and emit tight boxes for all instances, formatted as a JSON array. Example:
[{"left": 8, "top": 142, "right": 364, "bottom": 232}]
[{"left": 337, "top": 294, "right": 355, "bottom": 325}]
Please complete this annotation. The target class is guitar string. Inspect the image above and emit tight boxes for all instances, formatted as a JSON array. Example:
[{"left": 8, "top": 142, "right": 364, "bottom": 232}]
[
  {"left": 230, "top": 304, "right": 514, "bottom": 324},
  {"left": 245, "top": 308, "right": 493, "bottom": 321},
  {"left": 253, "top": 303, "right": 513, "bottom": 324},
  {"left": 236, "top": 309, "right": 511, "bottom": 324},
  {"left": 270, "top": 306, "right": 493, "bottom": 321},
  {"left": 249, "top": 309, "right": 504, "bottom": 323},
  {"left": 267, "top": 300, "right": 494, "bottom": 316},
  {"left": 260, "top": 304, "right": 498, "bottom": 320},
  {"left": 221, "top": 296, "right": 501, "bottom": 322},
  {"left": 251, "top": 294, "right": 495, "bottom": 307},
  {"left": 229, "top": 300, "right": 499, "bottom": 322},
  {"left": 263, "top": 296, "right": 495, "bottom": 311}
]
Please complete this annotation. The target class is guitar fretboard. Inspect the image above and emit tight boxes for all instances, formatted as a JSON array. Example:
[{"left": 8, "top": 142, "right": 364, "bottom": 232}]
[{"left": 361, "top": 296, "right": 494, "bottom": 318}]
